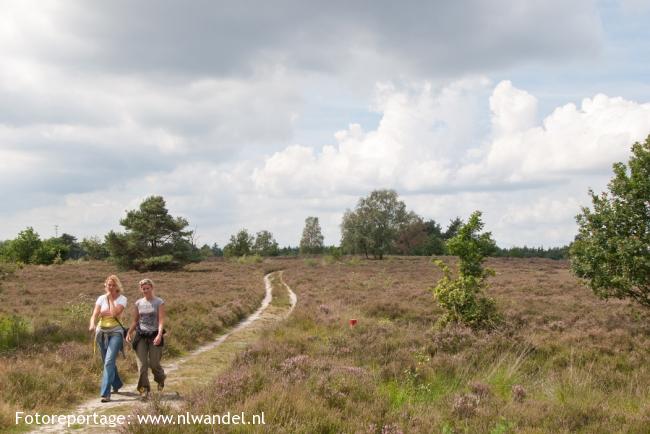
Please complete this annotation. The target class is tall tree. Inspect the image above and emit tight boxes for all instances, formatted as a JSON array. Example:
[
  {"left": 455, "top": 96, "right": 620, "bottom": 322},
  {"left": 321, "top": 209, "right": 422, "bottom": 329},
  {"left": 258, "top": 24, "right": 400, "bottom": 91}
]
[
  {"left": 106, "top": 196, "right": 198, "bottom": 270},
  {"left": 223, "top": 229, "right": 254, "bottom": 257},
  {"left": 7, "top": 227, "right": 42, "bottom": 263},
  {"left": 210, "top": 243, "right": 224, "bottom": 257},
  {"left": 443, "top": 217, "right": 463, "bottom": 240},
  {"left": 341, "top": 209, "right": 371, "bottom": 257},
  {"left": 59, "top": 233, "right": 84, "bottom": 260},
  {"left": 340, "top": 189, "right": 411, "bottom": 259},
  {"left": 253, "top": 230, "right": 279, "bottom": 256},
  {"left": 300, "top": 217, "right": 324, "bottom": 254},
  {"left": 571, "top": 135, "right": 650, "bottom": 307},
  {"left": 81, "top": 236, "right": 110, "bottom": 260},
  {"left": 395, "top": 217, "right": 446, "bottom": 256},
  {"left": 119, "top": 196, "right": 192, "bottom": 257},
  {"left": 422, "top": 219, "right": 446, "bottom": 255},
  {"left": 395, "top": 216, "right": 428, "bottom": 255}
]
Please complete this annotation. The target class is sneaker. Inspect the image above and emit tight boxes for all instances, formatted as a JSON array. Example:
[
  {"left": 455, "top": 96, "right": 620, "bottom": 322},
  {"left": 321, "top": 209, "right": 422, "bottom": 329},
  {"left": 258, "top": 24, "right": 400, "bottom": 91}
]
[{"left": 100, "top": 396, "right": 110, "bottom": 403}]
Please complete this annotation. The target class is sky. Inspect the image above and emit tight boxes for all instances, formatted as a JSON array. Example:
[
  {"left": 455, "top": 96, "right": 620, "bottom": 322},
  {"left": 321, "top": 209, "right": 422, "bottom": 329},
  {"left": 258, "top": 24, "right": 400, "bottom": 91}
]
[{"left": 1, "top": 0, "right": 650, "bottom": 248}]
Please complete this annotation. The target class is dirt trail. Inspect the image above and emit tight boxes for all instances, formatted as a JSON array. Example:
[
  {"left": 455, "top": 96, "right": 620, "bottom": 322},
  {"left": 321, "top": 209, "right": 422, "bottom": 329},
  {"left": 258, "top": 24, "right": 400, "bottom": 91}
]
[{"left": 31, "top": 271, "right": 296, "bottom": 433}]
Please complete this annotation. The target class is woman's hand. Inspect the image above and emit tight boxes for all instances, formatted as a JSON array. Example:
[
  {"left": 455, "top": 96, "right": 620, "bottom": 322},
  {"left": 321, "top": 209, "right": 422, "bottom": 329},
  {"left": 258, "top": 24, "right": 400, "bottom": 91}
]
[
  {"left": 89, "top": 304, "right": 100, "bottom": 332},
  {"left": 153, "top": 333, "right": 162, "bottom": 346},
  {"left": 126, "top": 332, "right": 132, "bottom": 343}
]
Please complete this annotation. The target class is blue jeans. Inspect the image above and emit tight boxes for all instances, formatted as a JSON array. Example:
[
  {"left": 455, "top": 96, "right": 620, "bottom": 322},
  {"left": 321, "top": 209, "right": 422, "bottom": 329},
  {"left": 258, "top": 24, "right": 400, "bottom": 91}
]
[{"left": 97, "top": 331, "right": 124, "bottom": 398}]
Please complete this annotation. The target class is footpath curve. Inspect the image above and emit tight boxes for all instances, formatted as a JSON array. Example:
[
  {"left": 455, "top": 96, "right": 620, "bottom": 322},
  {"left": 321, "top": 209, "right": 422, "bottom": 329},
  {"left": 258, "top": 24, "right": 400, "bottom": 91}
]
[{"left": 32, "top": 270, "right": 296, "bottom": 433}]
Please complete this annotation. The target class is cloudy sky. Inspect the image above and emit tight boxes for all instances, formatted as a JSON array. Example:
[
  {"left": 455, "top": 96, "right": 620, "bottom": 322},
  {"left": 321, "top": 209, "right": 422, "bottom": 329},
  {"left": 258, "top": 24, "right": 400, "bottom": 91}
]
[{"left": 1, "top": 0, "right": 650, "bottom": 248}]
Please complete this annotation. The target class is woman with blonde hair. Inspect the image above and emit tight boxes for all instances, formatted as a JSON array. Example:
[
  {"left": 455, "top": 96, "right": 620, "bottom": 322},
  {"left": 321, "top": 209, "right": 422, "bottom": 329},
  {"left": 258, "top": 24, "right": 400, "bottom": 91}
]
[
  {"left": 88, "top": 275, "right": 128, "bottom": 403},
  {"left": 127, "top": 278, "right": 166, "bottom": 400}
]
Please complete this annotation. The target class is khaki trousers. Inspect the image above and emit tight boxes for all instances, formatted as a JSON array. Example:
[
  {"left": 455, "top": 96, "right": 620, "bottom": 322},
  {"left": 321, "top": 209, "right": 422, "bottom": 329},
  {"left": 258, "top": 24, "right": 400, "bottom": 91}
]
[{"left": 135, "top": 338, "right": 165, "bottom": 392}]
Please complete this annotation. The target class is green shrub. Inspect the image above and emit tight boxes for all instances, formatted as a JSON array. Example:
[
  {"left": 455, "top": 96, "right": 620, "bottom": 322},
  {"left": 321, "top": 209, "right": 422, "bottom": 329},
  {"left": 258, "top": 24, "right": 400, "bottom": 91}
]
[
  {"left": 31, "top": 238, "right": 69, "bottom": 265},
  {"left": 323, "top": 247, "right": 343, "bottom": 264},
  {"left": 236, "top": 254, "right": 263, "bottom": 264},
  {"left": 432, "top": 211, "right": 500, "bottom": 330},
  {"left": 133, "top": 255, "right": 183, "bottom": 271},
  {"left": 345, "top": 257, "right": 362, "bottom": 266},
  {"left": 304, "top": 258, "right": 318, "bottom": 267},
  {"left": 0, "top": 315, "right": 31, "bottom": 351}
]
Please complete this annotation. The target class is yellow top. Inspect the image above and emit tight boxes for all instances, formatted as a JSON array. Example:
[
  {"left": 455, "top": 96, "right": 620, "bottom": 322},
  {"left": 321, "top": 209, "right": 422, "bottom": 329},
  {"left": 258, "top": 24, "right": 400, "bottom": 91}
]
[{"left": 98, "top": 317, "right": 120, "bottom": 329}]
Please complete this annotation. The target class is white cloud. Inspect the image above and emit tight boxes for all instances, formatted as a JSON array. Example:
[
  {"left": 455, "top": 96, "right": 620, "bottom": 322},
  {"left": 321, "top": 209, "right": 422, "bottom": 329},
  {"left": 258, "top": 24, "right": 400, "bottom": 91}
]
[
  {"left": 248, "top": 79, "right": 650, "bottom": 246},
  {"left": 463, "top": 89, "right": 650, "bottom": 184},
  {"left": 253, "top": 78, "right": 491, "bottom": 196},
  {"left": 489, "top": 80, "right": 538, "bottom": 136}
]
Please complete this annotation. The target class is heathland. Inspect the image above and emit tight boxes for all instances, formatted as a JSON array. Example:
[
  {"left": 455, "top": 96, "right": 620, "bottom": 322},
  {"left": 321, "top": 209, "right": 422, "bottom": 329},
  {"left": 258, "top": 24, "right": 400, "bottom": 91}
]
[
  {"left": 0, "top": 259, "right": 267, "bottom": 430},
  {"left": 2, "top": 256, "right": 650, "bottom": 433}
]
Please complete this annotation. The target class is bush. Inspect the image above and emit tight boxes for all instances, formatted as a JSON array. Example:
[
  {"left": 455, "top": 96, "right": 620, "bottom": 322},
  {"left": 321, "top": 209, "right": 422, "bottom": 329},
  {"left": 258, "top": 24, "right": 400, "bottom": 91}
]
[
  {"left": 432, "top": 261, "right": 499, "bottom": 329},
  {"left": 0, "top": 315, "right": 31, "bottom": 352},
  {"left": 432, "top": 211, "right": 500, "bottom": 330},
  {"left": 133, "top": 255, "right": 183, "bottom": 271},
  {"left": 329, "top": 247, "right": 342, "bottom": 261},
  {"left": 31, "top": 239, "right": 69, "bottom": 265},
  {"left": 236, "top": 254, "right": 263, "bottom": 265}
]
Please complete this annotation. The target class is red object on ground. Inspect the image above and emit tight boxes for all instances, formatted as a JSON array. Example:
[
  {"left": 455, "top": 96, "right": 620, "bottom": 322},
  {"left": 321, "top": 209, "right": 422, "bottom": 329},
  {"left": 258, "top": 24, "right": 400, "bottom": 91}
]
[{"left": 349, "top": 319, "right": 358, "bottom": 326}]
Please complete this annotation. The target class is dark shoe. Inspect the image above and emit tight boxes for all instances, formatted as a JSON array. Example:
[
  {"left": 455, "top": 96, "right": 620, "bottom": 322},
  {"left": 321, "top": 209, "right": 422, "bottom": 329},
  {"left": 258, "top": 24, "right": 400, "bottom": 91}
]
[
  {"left": 101, "top": 396, "right": 111, "bottom": 403},
  {"left": 138, "top": 387, "right": 149, "bottom": 401},
  {"left": 113, "top": 387, "right": 121, "bottom": 394},
  {"left": 157, "top": 378, "right": 165, "bottom": 392}
]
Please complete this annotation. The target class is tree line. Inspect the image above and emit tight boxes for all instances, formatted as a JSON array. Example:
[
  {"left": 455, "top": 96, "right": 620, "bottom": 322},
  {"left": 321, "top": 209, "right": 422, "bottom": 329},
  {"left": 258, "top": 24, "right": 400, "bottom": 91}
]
[{"left": 0, "top": 193, "right": 569, "bottom": 270}]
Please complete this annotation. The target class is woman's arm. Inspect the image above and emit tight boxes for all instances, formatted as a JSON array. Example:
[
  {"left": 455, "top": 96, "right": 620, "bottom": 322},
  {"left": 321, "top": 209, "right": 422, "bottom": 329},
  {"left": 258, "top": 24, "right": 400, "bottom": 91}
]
[
  {"left": 88, "top": 304, "right": 100, "bottom": 332},
  {"left": 126, "top": 304, "right": 139, "bottom": 342},
  {"left": 153, "top": 304, "right": 165, "bottom": 345},
  {"left": 102, "top": 295, "right": 125, "bottom": 317}
]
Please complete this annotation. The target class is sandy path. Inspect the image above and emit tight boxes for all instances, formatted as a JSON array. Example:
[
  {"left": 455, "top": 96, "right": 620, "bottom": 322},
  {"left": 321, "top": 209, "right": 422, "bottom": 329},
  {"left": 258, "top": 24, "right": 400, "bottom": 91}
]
[{"left": 30, "top": 271, "right": 296, "bottom": 433}]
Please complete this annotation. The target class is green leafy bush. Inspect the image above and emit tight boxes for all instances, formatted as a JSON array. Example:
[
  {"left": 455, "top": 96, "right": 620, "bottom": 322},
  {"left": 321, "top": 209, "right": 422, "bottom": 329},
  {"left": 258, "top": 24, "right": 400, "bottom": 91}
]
[{"left": 432, "top": 211, "right": 500, "bottom": 329}]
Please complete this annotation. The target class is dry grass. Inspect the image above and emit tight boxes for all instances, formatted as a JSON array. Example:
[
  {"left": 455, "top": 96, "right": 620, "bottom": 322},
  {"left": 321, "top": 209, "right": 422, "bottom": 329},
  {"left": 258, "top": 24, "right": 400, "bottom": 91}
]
[
  {"left": 131, "top": 256, "right": 650, "bottom": 433},
  {"left": 4, "top": 256, "right": 650, "bottom": 433},
  {"left": 0, "top": 259, "right": 268, "bottom": 431}
]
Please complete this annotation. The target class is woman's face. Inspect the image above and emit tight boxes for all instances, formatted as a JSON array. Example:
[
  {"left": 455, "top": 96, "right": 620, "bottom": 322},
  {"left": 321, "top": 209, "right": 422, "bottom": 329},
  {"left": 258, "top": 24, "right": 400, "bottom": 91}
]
[
  {"left": 140, "top": 283, "right": 153, "bottom": 296},
  {"left": 105, "top": 279, "right": 119, "bottom": 295}
]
